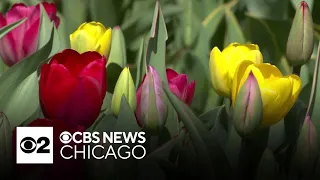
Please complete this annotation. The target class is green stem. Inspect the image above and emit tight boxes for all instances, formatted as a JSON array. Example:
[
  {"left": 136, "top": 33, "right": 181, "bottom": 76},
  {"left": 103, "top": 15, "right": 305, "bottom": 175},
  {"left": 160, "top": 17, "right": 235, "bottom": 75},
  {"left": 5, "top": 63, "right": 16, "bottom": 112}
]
[
  {"left": 306, "top": 42, "right": 320, "bottom": 117},
  {"left": 293, "top": 65, "right": 301, "bottom": 76}
]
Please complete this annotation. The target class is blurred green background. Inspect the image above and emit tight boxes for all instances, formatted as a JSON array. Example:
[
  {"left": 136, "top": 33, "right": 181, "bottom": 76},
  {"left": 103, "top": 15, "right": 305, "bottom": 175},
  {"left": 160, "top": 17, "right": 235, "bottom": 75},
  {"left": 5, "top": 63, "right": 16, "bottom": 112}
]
[{"left": 1, "top": 0, "right": 319, "bottom": 115}]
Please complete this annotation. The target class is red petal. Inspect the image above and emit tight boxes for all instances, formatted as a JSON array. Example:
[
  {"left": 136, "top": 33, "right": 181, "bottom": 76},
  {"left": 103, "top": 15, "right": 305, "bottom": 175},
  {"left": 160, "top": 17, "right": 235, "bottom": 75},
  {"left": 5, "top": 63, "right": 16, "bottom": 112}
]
[
  {"left": 50, "top": 49, "right": 103, "bottom": 77},
  {"left": 79, "top": 57, "right": 107, "bottom": 96},
  {"left": 169, "top": 83, "right": 183, "bottom": 100},
  {"left": 166, "top": 68, "right": 179, "bottom": 80},
  {"left": 52, "top": 76, "right": 103, "bottom": 128}
]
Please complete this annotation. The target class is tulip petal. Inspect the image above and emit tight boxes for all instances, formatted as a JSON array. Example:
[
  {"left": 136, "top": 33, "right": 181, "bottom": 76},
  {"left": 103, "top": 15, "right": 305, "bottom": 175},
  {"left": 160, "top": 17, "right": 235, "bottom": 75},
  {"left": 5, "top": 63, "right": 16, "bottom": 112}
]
[
  {"left": 23, "top": 17, "right": 40, "bottom": 57},
  {"left": 169, "top": 74, "right": 188, "bottom": 96},
  {"left": 96, "top": 28, "right": 112, "bottom": 57},
  {"left": 42, "top": 2, "right": 60, "bottom": 27},
  {"left": 166, "top": 68, "right": 179, "bottom": 80},
  {"left": 0, "top": 14, "right": 6, "bottom": 27},
  {"left": 209, "top": 47, "right": 230, "bottom": 97},
  {"left": 79, "top": 57, "right": 107, "bottom": 96},
  {"left": 70, "top": 30, "right": 98, "bottom": 53},
  {"left": 169, "top": 83, "right": 183, "bottom": 100},
  {"left": 244, "top": 50, "right": 264, "bottom": 64},
  {"left": 186, "top": 80, "right": 195, "bottom": 105}
]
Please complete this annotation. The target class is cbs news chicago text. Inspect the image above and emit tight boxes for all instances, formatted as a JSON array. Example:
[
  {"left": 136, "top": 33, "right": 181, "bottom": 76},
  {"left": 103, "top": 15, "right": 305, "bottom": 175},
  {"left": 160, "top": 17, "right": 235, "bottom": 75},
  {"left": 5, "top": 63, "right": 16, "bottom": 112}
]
[{"left": 16, "top": 127, "right": 147, "bottom": 164}]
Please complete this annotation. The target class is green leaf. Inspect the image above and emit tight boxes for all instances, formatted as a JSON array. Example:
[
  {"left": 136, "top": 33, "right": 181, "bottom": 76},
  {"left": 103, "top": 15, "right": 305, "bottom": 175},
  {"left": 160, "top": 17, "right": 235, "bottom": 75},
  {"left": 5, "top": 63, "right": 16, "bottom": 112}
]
[
  {"left": 163, "top": 82, "right": 232, "bottom": 179},
  {"left": 135, "top": 38, "right": 146, "bottom": 89},
  {"left": 199, "top": 106, "right": 231, "bottom": 148},
  {"left": 181, "top": 0, "right": 199, "bottom": 47},
  {"left": 37, "top": 4, "right": 54, "bottom": 50},
  {"left": 224, "top": 7, "right": 245, "bottom": 47},
  {"left": 145, "top": 1, "right": 168, "bottom": 85},
  {"left": 310, "top": 44, "right": 320, "bottom": 142},
  {"left": 115, "top": 95, "right": 141, "bottom": 132},
  {"left": 100, "top": 92, "right": 114, "bottom": 112},
  {"left": 255, "top": 149, "right": 279, "bottom": 180},
  {"left": 107, "top": 26, "right": 127, "bottom": 68},
  {"left": 106, "top": 63, "right": 123, "bottom": 93},
  {"left": 0, "top": 26, "right": 59, "bottom": 129},
  {"left": 89, "top": 0, "right": 117, "bottom": 27},
  {"left": 3, "top": 72, "right": 39, "bottom": 128},
  {"left": 202, "top": 1, "right": 237, "bottom": 40},
  {"left": 61, "top": 0, "right": 88, "bottom": 47},
  {"left": 243, "top": 15, "right": 283, "bottom": 65},
  {"left": 284, "top": 99, "right": 307, "bottom": 144},
  {"left": 0, "top": 18, "right": 26, "bottom": 39},
  {"left": 0, "top": 112, "right": 13, "bottom": 179},
  {"left": 244, "top": 0, "right": 290, "bottom": 20}
]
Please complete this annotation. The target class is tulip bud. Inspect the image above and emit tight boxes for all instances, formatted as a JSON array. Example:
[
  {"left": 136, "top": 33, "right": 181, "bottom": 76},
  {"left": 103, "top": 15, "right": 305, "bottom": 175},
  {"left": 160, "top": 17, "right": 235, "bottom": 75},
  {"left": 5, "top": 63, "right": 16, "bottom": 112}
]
[
  {"left": 136, "top": 66, "right": 168, "bottom": 134},
  {"left": 107, "top": 26, "right": 127, "bottom": 67},
  {"left": 233, "top": 71, "right": 263, "bottom": 137},
  {"left": 286, "top": 1, "right": 314, "bottom": 66},
  {"left": 291, "top": 116, "right": 319, "bottom": 175},
  {"left": 111, "top": 67, "right": 136, "bottom": 116}
]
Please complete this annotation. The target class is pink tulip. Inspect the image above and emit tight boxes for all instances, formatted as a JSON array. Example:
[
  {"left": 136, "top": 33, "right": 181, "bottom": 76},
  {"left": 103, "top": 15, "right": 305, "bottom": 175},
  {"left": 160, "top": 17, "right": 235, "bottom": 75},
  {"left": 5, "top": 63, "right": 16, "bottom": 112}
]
[
  {"left": 0, "top": 2, "right": 60, "bottom": 66},
  {"left": 166, "top": 68, "right": 195, "bottom": 105}
]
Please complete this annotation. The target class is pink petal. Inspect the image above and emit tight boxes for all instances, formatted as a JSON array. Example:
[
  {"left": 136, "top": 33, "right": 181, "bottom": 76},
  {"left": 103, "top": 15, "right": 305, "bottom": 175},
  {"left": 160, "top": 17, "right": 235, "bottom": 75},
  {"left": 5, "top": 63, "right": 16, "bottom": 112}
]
[
  {"left": 22, "top": 17, "right": 40, "bottom": 57},
  {"left": 0, "top": 14, "right": 6, "bottom": 27},
  {"left": 41, "top": 2, "right": 60, "bottom": 28},
  {"left": 166, "top": 68, "right": 178, "bottom": 80},
  {"left": 135, "top": 83, "right": 143, "bottom": 126},
  {"left": 169, "top": 74, "right": 188, "bottom": 96},
  {"left": 169, "top": 83, "right": 183, "bottom": 100}
]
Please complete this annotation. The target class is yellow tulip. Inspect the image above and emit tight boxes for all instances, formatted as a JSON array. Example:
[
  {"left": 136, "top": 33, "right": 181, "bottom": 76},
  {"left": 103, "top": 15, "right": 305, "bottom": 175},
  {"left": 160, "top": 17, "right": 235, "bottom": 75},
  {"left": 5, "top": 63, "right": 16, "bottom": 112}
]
[
  {"left": 209, "top": 42, "right": 263, "bottom": 98},
  {"left": 232, "top": 61, "right": 302, "bottom": 127},
  {"left": 70, "top": 21, "right": 112, "bottom": 57}
]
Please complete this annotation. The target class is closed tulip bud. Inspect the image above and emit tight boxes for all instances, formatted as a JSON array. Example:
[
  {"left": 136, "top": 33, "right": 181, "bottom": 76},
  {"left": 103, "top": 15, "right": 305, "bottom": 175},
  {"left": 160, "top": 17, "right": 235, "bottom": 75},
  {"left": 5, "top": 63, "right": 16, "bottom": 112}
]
[
  {"left": 233, "top": 71, "right": 263, "bottom": 137},
  {"left": 107, "top": 26, "right": 127, "bottom": 67},
  {"left": 70, "top": 21, "right": 112, "bottom": 58},
  {"left": 0, "top": 3, "right": 60, "bottom": 66},
  {"left": 292, "top": 116, "right": 319, "bottom": 175},
  {"left": 209, "top": 43, "right": 263, "bottom": 98},
  {"left": 286, "top": 1, "right": 314, "bottom": 66},
  {"left": 111, "top": 67, "right": 136, "bottom": 116},
  {"left": 136, "top": 66, "right": 168, "bottom": 134}
]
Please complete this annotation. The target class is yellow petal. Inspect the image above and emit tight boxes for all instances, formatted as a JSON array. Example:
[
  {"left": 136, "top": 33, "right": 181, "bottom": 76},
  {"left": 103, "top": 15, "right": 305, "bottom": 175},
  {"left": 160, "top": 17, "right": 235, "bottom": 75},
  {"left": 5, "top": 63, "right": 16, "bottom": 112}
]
[
  {"left": 209, "top": 47, "right": 230, "bottom": 97},
  {"left": 244, "top": 50, "right": 264, "bottom": 64},
  {"left": 96, "top": 28, "right": 112, "bottom": 58},
  {"left": 70, "top": 30, "right": 98, "bottom": 54},
  {"left": 260, "top": 77, "right": 293, "bottom": 126},
  {"left": 80, "top": 22, "right": 106, "bottom": 38}
]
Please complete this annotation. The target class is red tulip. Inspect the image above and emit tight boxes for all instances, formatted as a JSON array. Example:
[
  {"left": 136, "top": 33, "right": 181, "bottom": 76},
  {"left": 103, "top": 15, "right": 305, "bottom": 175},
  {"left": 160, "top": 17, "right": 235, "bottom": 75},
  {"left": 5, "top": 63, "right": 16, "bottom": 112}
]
[
  {"left": 166, "top": 68, "right": 195, "bottom": 105},
  {"left": 12, "top": 118, "right": 85, "bottom": 180},
  {"left": 39, "top": 49, "right": 107, "bottom": 129},
  {"left": 0, "top": 2, "right": 60, "bottom": 66}
]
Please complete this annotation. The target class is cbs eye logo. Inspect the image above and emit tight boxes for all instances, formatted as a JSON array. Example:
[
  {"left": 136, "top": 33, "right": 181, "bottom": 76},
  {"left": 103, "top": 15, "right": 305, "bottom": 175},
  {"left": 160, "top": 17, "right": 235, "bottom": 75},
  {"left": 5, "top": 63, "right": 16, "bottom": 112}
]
[
  {"left": 20, "top": 136, "right": 50, "bottom": 154},
  {"left": 59, "top": 131, "right": 72, "bottom": 144},
  {"left": 16, "top": 127, "right": 53, "bottom": 164}
]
